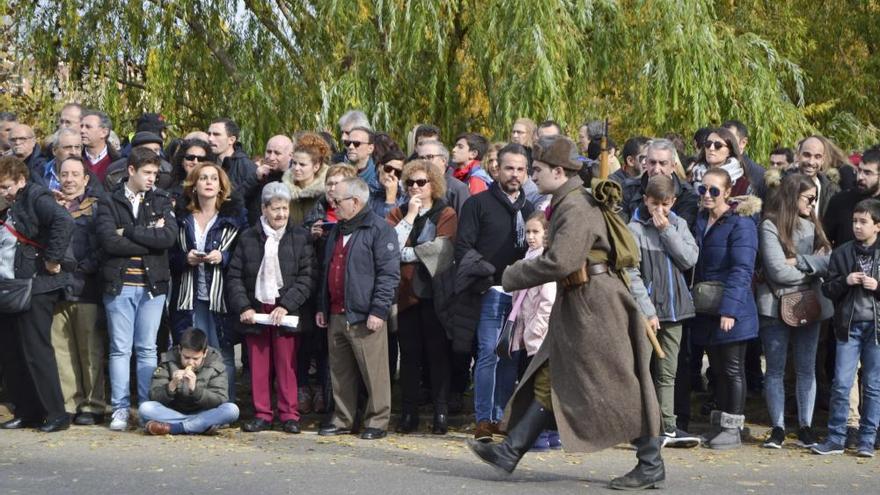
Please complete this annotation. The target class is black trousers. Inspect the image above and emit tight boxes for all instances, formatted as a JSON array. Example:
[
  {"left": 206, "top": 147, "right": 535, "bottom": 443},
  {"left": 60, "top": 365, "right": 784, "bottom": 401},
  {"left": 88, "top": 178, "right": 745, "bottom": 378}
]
[
  {"left": 0, "top": 292, "right": 66, "bottom": 421},
  {"left": 706, "top": 340, "right": 748, "bottom": 415},
  {"left": 397, "top": 301, "right": 450, "bottom": 413}
]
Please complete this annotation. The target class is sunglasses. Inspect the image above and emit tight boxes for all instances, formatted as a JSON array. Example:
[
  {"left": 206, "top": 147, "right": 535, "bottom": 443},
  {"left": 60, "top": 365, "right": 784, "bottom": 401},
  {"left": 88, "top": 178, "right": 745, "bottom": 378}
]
[
  {"left": 801, "top": 194, "right": 817, "bottom": 205},
  {"left": 697, "top": 185, "right": 722, "bottom": 197},
  {"left": 405, "top": 178, "right": 429, "bottom": 188},
  {"left": 343, "top": 140, "right": 368, "bottom": 148},
  {"left": 184, "top": 154, "right": 207, "bottom": 162},
  {"left": 704, "top": 140, "right": 727, "bottom": 151},
  {"left": 383, "top": 165, "right": 402, "bottom": 177}
]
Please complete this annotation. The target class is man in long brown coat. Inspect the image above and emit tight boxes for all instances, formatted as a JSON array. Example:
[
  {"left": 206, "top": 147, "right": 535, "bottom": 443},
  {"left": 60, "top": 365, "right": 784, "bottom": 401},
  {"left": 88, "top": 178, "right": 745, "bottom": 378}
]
[{"left": 468, "top": 135, "right": 665, "bottom": 490}]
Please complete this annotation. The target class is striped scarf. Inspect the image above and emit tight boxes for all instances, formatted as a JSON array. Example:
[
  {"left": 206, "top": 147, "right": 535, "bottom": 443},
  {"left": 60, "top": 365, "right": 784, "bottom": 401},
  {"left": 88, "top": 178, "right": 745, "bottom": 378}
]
[{"left": 176, "top": 221, "right": 240, "bottom": 313}]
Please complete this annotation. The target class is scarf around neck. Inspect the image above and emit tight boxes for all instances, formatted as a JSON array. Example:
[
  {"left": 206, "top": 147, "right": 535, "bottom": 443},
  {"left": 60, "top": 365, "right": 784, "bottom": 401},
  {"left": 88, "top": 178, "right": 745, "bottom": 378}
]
[
  {"left": 255, "top": 216, "right": 286, "bottom": 305},
  {"left": 400, "top": 199, "right": 447, "bottom": 246},
  {"left": 339, "top": 205, "right": 371, "bottom": 236},
  {"left": 489, "top": 182, "right": 527, "bottom": 249}
]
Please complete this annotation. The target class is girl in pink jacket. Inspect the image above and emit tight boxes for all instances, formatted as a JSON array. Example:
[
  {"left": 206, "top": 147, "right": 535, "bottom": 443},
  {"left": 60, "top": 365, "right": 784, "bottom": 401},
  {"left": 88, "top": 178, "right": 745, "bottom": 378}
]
[{"left": 510, "top": 212, "right": 558, "bottom": 450}]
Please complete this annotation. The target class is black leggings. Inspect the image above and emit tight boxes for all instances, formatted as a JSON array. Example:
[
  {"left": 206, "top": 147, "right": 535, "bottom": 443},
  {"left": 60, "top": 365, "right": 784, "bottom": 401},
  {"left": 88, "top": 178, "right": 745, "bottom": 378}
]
[{"left": 707, "top": 340, "right": 748, "bottom": 415}]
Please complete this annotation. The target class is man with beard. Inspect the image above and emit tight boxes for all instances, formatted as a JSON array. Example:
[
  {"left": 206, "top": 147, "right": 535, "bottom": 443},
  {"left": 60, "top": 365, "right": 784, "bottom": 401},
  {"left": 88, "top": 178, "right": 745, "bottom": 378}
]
[
  {"left": 825, "top": 149, "right": 880, "bottom": 247},
  {"left": 454, "top": 143, "right": 534, "bottom": 442},
  {"left": 796, "top": 135, "right": 841, "bottom": 221}
]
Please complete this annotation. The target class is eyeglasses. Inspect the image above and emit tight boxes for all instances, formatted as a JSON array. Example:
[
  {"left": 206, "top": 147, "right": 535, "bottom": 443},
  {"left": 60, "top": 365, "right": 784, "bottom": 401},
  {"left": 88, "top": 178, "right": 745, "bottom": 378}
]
[
  {"left": 184, "top": 154, "right": 207, "bottom": 162},
  {"left": 333, "top": 196, "right": 355, "bottom": 203},
  {"left": 704, "top": 140, "right": 728, "bottom": 151},
  {"left": 343, "top": 140, "right": 368, "bottom": 149},
  {"left": 697, "top": 185, "right": 722, "bottom": 197},
  {"left": 800, "top": 194, "right": 818, "bottom": 205},
  {"left": 417, "top": 154, "right": 441, "bottom": 161},
  {"left": 405, "top": 178, "right": 429, "bottom": 188},
  {"left": 383, "top": 165, "right": 402, "bottom": 177}
]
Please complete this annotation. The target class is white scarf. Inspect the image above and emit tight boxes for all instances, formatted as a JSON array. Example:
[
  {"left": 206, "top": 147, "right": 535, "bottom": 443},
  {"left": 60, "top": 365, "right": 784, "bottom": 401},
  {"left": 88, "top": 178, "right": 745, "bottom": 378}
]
[{"left": 255, "top": 216, "right": 285, "bottom": 305}]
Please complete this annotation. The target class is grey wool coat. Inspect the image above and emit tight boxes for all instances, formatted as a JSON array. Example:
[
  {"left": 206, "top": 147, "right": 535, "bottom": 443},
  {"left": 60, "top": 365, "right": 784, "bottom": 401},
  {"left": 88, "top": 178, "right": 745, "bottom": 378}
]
[{"left": 501, "top": 176, "right": 661, "bottom": 453}]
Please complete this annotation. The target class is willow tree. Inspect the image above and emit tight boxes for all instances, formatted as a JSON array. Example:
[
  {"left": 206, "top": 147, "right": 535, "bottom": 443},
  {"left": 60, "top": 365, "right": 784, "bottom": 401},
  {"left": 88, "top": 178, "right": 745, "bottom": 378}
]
[{"left": 3, "top": 0, "right": 875, "bottom": 157}]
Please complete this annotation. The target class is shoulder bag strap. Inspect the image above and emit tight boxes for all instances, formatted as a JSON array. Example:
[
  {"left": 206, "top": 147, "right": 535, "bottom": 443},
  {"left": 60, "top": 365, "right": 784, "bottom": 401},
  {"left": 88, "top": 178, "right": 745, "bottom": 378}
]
[{"left": 0, "top": 219, "right": 46, "bottom": 250}]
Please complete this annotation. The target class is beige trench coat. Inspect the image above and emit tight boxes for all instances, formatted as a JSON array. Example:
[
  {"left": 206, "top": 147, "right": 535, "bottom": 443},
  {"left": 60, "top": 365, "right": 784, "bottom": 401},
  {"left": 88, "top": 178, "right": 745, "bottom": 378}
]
[{"left": 501, "top": 176, "right": 661, "bottom": 453}]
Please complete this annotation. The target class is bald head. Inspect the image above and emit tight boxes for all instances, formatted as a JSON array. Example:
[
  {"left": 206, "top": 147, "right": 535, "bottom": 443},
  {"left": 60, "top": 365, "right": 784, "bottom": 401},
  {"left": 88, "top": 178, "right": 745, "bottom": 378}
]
[
  {"left": 9, "top": 124, "right": 37, "bottom": 159},
  {"left": 264, "top": 135, "right": 294, "bottom": 171}
]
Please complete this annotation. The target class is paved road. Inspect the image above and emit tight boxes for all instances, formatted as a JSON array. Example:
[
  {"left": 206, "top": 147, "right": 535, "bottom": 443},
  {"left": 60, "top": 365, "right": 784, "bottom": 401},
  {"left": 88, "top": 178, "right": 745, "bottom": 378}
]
[{"left": 2, "top": 417, "right": 878, "bottom": 495}]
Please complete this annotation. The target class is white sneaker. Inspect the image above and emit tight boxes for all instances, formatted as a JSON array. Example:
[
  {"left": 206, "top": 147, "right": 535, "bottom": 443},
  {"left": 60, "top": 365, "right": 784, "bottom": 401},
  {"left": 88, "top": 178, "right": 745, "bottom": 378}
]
[{"left": 109, "top": 409, "right": 129, "bottom": 431}]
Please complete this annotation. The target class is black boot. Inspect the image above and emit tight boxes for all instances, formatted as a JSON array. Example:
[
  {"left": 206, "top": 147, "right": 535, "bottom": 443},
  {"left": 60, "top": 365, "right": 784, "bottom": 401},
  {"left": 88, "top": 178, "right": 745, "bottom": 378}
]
[
  {"left": 609, "top": 436, "right": 666, "bottom": 490},
  {"left": 396, "top": 411, "right": 419, "bottom": 434},
  {"left": 467, "top": 401, "right": 552, "bottom": 474}
]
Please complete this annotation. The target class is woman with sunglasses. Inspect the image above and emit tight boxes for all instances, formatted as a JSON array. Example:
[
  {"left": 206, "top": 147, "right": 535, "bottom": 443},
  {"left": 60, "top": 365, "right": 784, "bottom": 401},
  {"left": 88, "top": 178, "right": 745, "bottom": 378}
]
[
  {"left": 756, "top": 173, "right": 832, "bottom": 449},
  {"left": 691, "top": 128, "right": 752, "bottom": 197},
  {"left": 691, "top": 168, "right": 761, "bottom": 449},
  {"left": 282, "top": 133, "right": 330, "bottom": 227},
  {"left": 372, "top": 149, "right": 407, "bottom": 218},
  {"left": 387, "top": 159, "right": 457, "bottom": 435},
  {"left": 169, "top": 139, "right": 214, "bottom": 207}
]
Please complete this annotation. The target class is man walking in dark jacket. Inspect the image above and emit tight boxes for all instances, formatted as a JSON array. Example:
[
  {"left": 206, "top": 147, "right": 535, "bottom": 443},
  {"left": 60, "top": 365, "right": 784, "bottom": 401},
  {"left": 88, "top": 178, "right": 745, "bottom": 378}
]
[
  {"left": 316, "top": 177, "right": 400, "bottom": 440},
  {"left": 139, "top": 328, "right": 239, "bottom": 435},
  {"left": 96, "top": 148, "right": 178, "bottom": 431},
  {"left": 455, "top": 143, "right": 534, "bottom": 442}
]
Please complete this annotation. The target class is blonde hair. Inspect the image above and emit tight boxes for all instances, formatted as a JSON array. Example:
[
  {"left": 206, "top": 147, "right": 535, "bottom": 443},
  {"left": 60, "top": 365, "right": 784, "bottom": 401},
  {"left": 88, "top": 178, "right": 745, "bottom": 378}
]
[
  {"left": 401, "top": 159, "right": 446, "bottom": 200},
  {"left": 183, "top": 162, "right": 232, "bottom": 213}
]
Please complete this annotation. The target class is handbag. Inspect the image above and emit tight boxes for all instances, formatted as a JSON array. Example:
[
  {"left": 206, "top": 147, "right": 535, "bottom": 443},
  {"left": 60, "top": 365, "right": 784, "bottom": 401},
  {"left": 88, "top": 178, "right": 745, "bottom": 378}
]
[
  {"left": 0, "top": 278, "right": 33, "bottom": 313},
  {"left": 0, "top": 220, "right": 44, "bottom": 314},
  {"left": 770, "top": 281, "right": 823, "bottom": 327},
  {"left": 693, "top": 281, "right": 725, "bottom": 315},
  {"left": 496, "top": 291, "right": 527, "bottom": 360}
]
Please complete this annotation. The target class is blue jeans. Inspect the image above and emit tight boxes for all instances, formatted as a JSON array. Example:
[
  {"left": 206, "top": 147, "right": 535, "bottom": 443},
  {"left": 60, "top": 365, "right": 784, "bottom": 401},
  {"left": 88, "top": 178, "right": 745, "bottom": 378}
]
[
  {"left": 760, "top": 320, "right": 820, "bottom": 428},
  {"left": 827, "top": 321, "right": 880, "bottom": 448},
  {"left": 138, "top": 401, "right": 239, "bottom": 433},
  {"left": 193, "top": 300, "right": 237, "bottom": 402},
  {"left": 104, "top": 286, "right": 167, "bottom": 411},
  {"left": 473, "top": 289, "right": 518, "bottom": 423}
]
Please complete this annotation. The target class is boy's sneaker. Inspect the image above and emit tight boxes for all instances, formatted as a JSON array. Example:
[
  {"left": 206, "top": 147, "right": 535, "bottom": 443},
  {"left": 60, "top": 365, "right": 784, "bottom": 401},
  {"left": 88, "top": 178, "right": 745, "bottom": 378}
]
[
  {"left": 109, "top": 409, "right": 129, "bottom": 431},
  {"left": 845, "top": 426, "right": 859, "bottom": 449},
  {"left": 762, "top": 427, "right": 785, "bottom": 449},
  {"left": 662, "top": 428, "right": 700, "bottom": 448},
  {"left": 856, "top": 444, "right": 875, "bottom": 458},
  {"left": 530, "top": 431, "right": 550, "bottom": 452},
  {"left": 811, "top": 441, "right": 845, "bottom": 455},
  {"left": 795, "top": 426, "right": 818, "bottom": 448}
]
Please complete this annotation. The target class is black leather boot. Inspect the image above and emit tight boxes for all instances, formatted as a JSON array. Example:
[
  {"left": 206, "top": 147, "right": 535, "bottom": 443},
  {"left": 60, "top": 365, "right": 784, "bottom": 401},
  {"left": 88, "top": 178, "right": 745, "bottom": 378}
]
[
  {"left": 609, "top": 435, "right": 666, "bottom": 490},
  {"left": 467, "top": 401, "right": 552, "bottom": 474},
  {"left": 395, "top": 411, "right": 419, "bottom": 434}
]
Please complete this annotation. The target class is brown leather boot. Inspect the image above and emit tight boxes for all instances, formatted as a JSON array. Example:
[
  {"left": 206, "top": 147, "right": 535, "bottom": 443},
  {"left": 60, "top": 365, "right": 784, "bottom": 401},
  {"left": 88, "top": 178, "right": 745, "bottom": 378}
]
[
  {"left": 145, "top": 421, "right": 172, "bottom": 436},
  {"left": 474, "top": 420, "right": 494, "bottom": 442}
]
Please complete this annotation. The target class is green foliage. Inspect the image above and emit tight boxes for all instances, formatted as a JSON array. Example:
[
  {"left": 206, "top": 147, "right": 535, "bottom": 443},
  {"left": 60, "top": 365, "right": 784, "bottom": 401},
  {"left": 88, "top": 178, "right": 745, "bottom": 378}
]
[{"left": 3, "top": 0, "right": 879, "bottom": 159}]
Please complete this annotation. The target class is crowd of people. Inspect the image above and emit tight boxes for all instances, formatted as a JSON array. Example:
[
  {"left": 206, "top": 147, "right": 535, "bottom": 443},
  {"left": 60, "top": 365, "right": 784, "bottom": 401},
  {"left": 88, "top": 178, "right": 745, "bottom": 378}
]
[{"left": 1, "top": 105, "right": 879, "bottom": 470}]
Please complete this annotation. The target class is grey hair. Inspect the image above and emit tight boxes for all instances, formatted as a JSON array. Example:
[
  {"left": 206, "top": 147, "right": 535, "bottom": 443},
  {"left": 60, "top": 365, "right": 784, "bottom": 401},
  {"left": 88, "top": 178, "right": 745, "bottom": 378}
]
[
  {"left": 645, "top": 138, "right": 681, "bottom": 164},
  {"left": 261, "top": 181, "right": 292, "bottom": 206},
  {"left": 82, "top": 110, "right": 112, "bottom": 130},
  {"left": 55, "top": 127, "right": 79, "bottom": 141},
  {"left": 338, "top": 177, "right": 370, "bottom": 205},
  {"left": 418, "top": 139, "right": 449, "bottom": 163},
  {"left": 338, "top": 109, "right": 371, "bottom": 131}
]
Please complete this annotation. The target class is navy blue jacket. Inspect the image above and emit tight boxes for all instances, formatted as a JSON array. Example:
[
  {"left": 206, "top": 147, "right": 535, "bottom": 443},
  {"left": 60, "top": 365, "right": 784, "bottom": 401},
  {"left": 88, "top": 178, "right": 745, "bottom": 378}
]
[
  {"left": 690, "top": 196, "right": 761, "bottom": 345},
  {"left": 318, "top": 210, "right": 400, "bottom": 325}
]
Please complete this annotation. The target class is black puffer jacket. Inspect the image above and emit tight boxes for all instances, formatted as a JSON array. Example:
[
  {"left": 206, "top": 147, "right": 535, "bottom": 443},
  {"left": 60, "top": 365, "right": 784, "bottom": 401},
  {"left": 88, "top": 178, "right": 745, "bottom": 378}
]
[
  {"left": 4, "top": 182, "right": 74, "bottom": 295},
  {"left": 226, "top": 222, "right": 315, "bottom": 334},
  {"left": 95, "top": 182, "right": 178, "bottom": 296},
  {"left": 822, "top": 240, "right": 880, "bottom": 344},
  {"left": 221, "top": 144, "right": 259, "bottom": 222}
]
